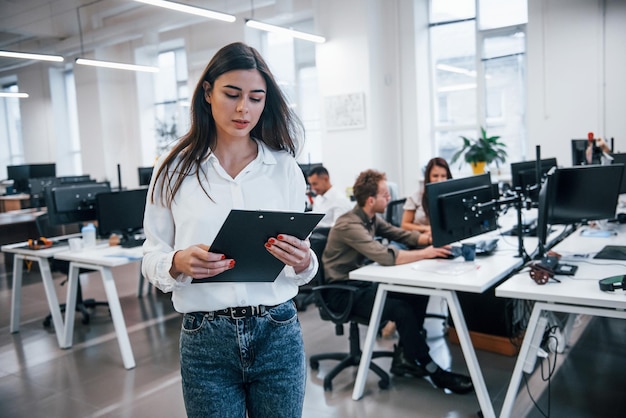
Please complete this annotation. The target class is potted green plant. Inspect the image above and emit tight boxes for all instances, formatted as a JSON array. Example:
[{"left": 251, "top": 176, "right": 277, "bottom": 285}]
[{"left": 450, "top": 126, "right": 508, "bottom": 174}]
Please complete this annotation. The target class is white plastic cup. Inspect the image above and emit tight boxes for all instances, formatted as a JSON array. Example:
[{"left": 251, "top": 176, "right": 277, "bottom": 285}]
[{"left": 68, "top": 238, "right": 83, "bottom": 252}]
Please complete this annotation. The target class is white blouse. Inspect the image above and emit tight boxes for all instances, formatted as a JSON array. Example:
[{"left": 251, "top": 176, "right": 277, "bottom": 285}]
[{"left": 141, "top": 140, "right": 318, "bottom": 314}]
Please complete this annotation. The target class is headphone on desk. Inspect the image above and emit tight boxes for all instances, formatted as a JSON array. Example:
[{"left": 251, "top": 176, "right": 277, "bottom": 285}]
[{"left": 598, "top": 275, "right": 626, "bottom": 292}]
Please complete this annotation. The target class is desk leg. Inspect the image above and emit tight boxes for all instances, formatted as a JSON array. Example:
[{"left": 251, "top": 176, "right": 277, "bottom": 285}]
[
  {"left": 61, "top": 264, "right": 80, "bottom": 349},
  {"left": 446, "top": 291, "right": 496, "bottom": 418},
  {"left": 99, "top": 267, "right": 136, "bottom": 369},
  {"left": 499, "top": 303, "right": 544, "bottom": 418},
  {"left": 352, "top": 285, "right": 388, "bottom": 400},
  {"left": 37, "top": 258, "right": 65, "bottom": 347},
  {"left": 10, "top": 255, "right": 24, "bottom": 333}
]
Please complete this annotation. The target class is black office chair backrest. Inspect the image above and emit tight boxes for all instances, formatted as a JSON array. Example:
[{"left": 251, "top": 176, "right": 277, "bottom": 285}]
[
  {"left": 35, "top": 213, "right": 81, "bottom": 238},
  {"left": 385, "top": 198, "right": 406, "bottom": 227},
  {"left": 310, "top": 227, "right": 330, "bottom": 285}
]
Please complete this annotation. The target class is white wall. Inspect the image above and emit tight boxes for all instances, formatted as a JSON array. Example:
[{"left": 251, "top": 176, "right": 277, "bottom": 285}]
[
  {"left": 4, "top": 0, "right": 626, "bottom": 195},
  {"left": 526, "top": 0, "right": 626, "bottom": 165}
]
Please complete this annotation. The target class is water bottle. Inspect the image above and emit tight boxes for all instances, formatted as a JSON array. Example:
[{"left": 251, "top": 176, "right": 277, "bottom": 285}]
[{"left": 82, "top": 223, "right": 97, "bottom": 248}]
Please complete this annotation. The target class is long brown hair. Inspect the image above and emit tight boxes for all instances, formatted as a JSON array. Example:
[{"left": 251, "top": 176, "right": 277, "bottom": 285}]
[
  {"left": 151, "top": 42, "right": 304, "bottom": 207},
  {"left": 421, "top": 157, "right": 452, "bottom": 217}
]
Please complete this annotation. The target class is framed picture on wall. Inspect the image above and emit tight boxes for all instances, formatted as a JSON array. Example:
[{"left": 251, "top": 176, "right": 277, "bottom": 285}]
[{"left": 324, "top": 92, "right": 366, "bottom": 130}]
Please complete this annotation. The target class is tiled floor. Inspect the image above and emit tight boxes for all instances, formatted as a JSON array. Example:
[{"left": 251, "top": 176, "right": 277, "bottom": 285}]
[{"left": 0, "top": 253, "right": 623, "bottom": 418}]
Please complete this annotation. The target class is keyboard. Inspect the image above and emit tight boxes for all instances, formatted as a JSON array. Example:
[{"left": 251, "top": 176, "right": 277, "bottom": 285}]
[
  {"left": 121, "top": 238, "right": 146, "bottom": 248},
  {"left": 475, "top": 238, "right": 499, "bottom": 255}
]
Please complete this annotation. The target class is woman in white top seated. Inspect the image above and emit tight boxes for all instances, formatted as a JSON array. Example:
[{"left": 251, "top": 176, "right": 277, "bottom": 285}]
[{"left": 401, "top": 157, "right": 452, "bottom": 234}]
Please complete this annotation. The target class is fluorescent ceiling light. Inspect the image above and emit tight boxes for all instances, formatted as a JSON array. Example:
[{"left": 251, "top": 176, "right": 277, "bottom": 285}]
[
  {"left": 0, "top": 92, "right": 29, "bottom": 98},
  {"left": 75, "top": 58, "right": 159, "bottom": 73},
  {"left": 245, "top": 19, "right": 326, "bottom": 43},
  {"left": 133, "top": 0, "right": 236, "bottom": 22},
  {"left": 0, "top": 50, "right": 64, "bottom": 62},
  {"left": 436, "top": 64, "right": 476, "bottom": 77},
  {"left": 438, "top": 83, "right": 477, "bottom": 93}
]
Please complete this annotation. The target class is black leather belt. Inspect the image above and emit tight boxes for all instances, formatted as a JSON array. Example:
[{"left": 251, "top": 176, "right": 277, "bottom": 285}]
[{"left": 213, "top": 305, "right": 275, "bottom": 319}]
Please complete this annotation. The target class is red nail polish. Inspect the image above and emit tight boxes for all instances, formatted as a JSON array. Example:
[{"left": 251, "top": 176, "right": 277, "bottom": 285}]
[
  {"left": 229, "top": 260, "right": 235, "bottom": 268},
  {"left": 265, "top": 243, "right": 271, "bottom": 248},
  {"left": 221, "top": 255, "right": 226, "bottom": 260},
  {"left": 269, "top": 238, "right": 275, "bottom": 244},
  {"left": 277, "top": 235, "right": 284, "bottom": 240}
]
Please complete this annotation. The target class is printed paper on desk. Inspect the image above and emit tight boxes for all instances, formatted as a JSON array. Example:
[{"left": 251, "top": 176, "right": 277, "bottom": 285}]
[{"left": 193, "top": 209, "right": 324, "bottom": 283}]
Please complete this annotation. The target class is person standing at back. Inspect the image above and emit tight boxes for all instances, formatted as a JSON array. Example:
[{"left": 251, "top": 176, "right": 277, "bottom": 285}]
[
  {"left": 142, "top": 42, "right": 318, "bottom": 418},
  {"left": 401, "top": 157, "right": 452, "bottom": 235},
  {"left": 307, "top": 165, "right": 353, "bottom": 228}
]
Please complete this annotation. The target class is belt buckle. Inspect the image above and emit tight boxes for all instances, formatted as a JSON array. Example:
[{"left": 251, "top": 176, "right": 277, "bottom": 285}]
[{"left": 230, "top": 307, "right": 248, "bottom": 319}]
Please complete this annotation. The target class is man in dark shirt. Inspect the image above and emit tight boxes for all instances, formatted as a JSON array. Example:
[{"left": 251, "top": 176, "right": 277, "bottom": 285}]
[{"left": 322, "top": 169, "right": 473, "bottom": 394}]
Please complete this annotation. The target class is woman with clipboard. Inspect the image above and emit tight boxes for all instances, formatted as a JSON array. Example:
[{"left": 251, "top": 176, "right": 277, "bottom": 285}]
[{"left": 142, "top": 42, "right": 318, "bottom": 418}]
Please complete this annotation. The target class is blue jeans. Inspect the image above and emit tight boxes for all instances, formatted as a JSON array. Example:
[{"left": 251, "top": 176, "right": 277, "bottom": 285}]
[{"left": 179, "top": 301, "right": 306, "bottom": 418}]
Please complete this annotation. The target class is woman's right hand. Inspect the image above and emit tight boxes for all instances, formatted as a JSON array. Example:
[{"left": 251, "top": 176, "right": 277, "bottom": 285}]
[{"left": 169, "top": 244, "right": 234, "bottom": 279}]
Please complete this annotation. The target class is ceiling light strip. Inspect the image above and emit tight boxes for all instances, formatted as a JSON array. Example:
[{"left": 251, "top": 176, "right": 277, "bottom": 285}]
[
  {"left": 75, "top": 58, "right": 159, "bottom": 73},
  {"left": 0, "top": 50, "right": 64, "bottom": 62},
  {"left": 133, "top": 0, "right": 236, "bottom": 22},
  {"left": 245, "top": 19, "right": 326, "bottom": 43},
  {"left": 0, "top": 92, "right": 29, "bottom": 98}
]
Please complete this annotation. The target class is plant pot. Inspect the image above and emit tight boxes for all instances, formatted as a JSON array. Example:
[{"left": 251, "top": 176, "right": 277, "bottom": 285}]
[{"left": 471, "top": 161, "right": 486, "bottom": 175}]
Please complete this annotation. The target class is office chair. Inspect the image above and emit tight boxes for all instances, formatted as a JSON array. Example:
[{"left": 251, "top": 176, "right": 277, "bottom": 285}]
[
  {"left": 385, "top": 198, "right": 407, "bottom": 227},
  {"left": 35, "top": 213, "right": 108, "bottom": 326},
  {"left": 308, "top": 228, "right": 393, "bottom": 391},
  {"left": 293, "top": 227, "right": 331, "bottom": 311}
]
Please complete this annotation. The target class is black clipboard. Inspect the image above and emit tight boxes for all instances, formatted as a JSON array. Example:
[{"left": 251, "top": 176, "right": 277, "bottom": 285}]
[{"left": 194, "top": 209, "right": 324, "bottom": 283}]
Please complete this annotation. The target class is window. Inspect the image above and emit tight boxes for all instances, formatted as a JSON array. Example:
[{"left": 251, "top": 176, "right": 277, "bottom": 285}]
[
  {"left": 255, "top": 20, "right": 322, "bottom": 164},
  {"left": 153, "top": 48, "right": 188, "bottom": 156},
  {"left": 48, "top": 67, "right": 82, "bottom": 176},
  {"left": 429, "top": 0, "right": 527, "bottom": 174},
  {"left": 0, "top": 83, "right": 24, "bottom": 179}
]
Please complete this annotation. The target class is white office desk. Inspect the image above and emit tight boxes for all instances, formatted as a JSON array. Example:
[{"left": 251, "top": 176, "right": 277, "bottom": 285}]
[
  {"left": 54, "top": 244, "right": 143, "bottom": 369},
  {"left": 1, "top": 234, "right": 80, "bottom": 347},
  {"left": 496, "top": 224, "right": 626, "bottom": 418},
  {"left": 349, "top": 253, "right": 524, "bottom": 418}
]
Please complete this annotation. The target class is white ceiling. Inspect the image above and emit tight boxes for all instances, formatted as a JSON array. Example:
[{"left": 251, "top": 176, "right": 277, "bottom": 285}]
[{"left": 0, "top": 0, "right": 310, "bottom": 74}]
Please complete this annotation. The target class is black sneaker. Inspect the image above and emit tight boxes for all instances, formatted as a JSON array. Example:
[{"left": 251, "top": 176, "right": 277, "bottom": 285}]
[
  {"left": 390, "top": 344, "right": 428, "bottom": 378},
  {"left": 428, "top": 368, "right": 474, "bottom": 394}
]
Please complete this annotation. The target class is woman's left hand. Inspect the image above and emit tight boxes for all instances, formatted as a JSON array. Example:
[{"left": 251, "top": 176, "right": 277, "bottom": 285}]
[{"left": 265, "top": 234, "right": 311, "bottom": 274}]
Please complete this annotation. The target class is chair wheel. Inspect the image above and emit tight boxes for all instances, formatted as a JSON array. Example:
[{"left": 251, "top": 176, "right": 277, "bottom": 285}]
[
  {"left": 43, "top": 317, "right": 51, "bottom": 327},
  {"left": 378, "top": 379, "right": 390, "bottom": 389},
  {"left": 81, "top": 314, "right": 90, "bottom": 325},
  {"left": 309, "top": 360, "right": 319, "bottom": 370},
  {"left": 323, "top": 380, "right": 333, "bottom": 391}
]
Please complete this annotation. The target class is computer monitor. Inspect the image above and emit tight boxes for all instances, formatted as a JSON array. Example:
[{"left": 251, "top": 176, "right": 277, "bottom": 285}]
[
  {"left": 96, "top": 188, "right": 148, "bottom": 241},
  {"left": 28, "top": 177, "right": 59, "bottom": 208},
  {"left": 536, "top": 164, "right": 624, "bottom": 257},
  {"left": 44, "top": 182, "right": 111, "bottom": 226},
  {"left": 510, "top": 158, "right": 558, "bottom": 201},
  {"left": 571, "top": 139, "right": 603, "bottom": 166},
  {"left": 137, "top": 167, "right": 154, "bottom": 186},
  {"left": 7, "top": 163, "right": 57, "bottom": 193},
  {"left": 58, "top": 175, "right": 93, "bottom": 184},
  {"left": 611, "top": 153, "right": 626, "bottom": 194},
  {"left": 28, "top": 163, "right": 56, "bottom": 179},
  {"left": 7, "top": 165, "right": 31, "bottom": 193},
  {"left": 426, "top": 173, "right": 498, "bottom": 247}
]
